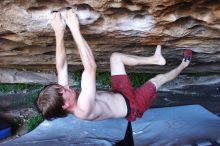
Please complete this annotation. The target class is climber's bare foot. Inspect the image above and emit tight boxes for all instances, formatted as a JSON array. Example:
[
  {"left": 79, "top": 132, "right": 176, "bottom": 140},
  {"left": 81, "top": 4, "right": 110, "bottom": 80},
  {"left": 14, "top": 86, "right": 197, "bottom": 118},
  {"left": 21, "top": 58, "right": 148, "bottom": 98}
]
[{"left": 152, "top": 45, "right": 166, "bottom": 65}]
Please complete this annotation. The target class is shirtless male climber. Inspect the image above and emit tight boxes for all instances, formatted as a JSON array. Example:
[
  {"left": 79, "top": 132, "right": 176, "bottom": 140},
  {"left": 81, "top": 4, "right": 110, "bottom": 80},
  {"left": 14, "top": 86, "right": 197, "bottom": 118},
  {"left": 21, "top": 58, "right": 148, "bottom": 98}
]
[{"left": 36, "top": 9, "right": 192, "bottom": 122}]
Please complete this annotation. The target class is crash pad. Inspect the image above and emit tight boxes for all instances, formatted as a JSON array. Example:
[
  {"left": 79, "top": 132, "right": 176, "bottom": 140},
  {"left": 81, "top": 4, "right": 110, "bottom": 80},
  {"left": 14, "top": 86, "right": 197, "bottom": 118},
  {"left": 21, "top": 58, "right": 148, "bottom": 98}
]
[
  {"left": 0, "top": 119, "right": 11, "bottom": 140},
  {"left": 132, "top": 105, "right": 220, "bottom": 146},
  {"left": 1, "top": 105, "right": 220, "bottom": 146}
]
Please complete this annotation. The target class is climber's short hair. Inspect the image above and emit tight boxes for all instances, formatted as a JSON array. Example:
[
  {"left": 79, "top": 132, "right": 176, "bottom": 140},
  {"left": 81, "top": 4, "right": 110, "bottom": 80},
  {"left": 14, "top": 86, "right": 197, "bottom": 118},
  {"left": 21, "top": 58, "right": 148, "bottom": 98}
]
[{"left": 36, "top": 84, "right": 67, "bottom": 120}]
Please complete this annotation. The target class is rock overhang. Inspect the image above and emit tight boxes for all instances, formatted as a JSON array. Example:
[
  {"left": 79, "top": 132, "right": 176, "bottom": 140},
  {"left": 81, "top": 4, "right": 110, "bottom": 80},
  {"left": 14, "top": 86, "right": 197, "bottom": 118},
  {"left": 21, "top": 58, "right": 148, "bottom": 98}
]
[{"left": 0, "top": 0, "right": 219, "bottom": 73}]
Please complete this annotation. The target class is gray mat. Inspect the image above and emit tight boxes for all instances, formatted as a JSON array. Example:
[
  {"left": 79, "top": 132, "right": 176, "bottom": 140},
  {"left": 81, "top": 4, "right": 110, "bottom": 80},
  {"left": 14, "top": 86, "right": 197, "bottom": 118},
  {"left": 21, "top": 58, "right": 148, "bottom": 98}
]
[
  {"left": 132, "top": 105, "right": 220, "bottom": 146},
  {"left": 1, "top": 105, "right": 220, "bottom": 146},
  {"left": 0, "top": 116, "right": 128, "bottom": 146}
]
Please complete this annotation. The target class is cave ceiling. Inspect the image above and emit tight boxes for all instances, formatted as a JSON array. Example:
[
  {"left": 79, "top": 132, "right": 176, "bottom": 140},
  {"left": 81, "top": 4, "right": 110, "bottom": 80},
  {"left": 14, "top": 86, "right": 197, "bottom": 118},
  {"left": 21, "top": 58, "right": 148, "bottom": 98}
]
[{"left": 0, "top": 0, "right": 220, "bottom": 73}]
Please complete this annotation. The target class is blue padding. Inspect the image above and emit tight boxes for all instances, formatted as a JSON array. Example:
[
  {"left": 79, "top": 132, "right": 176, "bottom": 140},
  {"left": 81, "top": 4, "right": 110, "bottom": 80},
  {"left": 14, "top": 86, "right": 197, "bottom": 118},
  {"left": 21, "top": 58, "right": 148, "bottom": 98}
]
[
  {"left": 0, "top": 119, "right": 12, "bottom": 140},
  {"left": 0, "top": 127, "right": 11, "bottom": 140},
  {"left": 0, "top": 120, "right": 10, "bottom": 130}
]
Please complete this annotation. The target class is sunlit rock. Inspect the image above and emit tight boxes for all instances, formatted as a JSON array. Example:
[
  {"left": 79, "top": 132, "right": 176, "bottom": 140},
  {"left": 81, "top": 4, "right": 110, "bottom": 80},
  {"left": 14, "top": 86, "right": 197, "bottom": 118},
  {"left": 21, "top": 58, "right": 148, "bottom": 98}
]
[{"left": 0, "top": 0, "right": 220, "bottom": 77}]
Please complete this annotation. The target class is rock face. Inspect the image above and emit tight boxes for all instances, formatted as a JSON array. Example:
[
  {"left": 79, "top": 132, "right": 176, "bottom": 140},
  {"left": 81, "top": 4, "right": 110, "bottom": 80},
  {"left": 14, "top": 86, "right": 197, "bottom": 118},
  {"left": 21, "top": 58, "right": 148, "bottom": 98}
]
[{"left": 0, "top": 0, "right": 220, "bottom": 74}]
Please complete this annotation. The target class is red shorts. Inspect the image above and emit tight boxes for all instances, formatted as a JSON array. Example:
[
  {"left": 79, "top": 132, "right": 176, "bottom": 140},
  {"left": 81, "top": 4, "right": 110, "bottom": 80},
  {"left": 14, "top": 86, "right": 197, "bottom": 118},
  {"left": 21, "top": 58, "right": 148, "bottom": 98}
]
[{"left": 111, "top": 75, "right": 156, "bottom": 122}]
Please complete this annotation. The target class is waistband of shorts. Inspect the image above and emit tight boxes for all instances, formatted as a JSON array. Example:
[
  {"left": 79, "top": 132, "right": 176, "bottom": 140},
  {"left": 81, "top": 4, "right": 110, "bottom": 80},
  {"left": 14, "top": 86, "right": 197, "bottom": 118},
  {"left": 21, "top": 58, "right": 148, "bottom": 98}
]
[
  {"left": 111, "top": 74, "right": 128, "bottom": 78},
  {"left": 122, "top": 94, "right": 131, "bottom": 118}
]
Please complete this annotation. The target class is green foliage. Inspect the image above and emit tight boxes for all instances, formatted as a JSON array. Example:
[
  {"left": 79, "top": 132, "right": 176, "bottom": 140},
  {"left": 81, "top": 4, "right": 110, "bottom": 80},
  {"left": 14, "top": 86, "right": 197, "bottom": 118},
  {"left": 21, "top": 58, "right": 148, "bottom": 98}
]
[
  {"left": 73, "top": 70, "right": 111, "bottom": 87},
  {"left": 0, "top": 83, "right": 43, "bottom": 93},
  {"left": 25, "top": 90, "right": 43, "bottom": 107},
  {"left": 128, "top": 73, "right": 154, "bottom": 87},
  {"left": 72, "top": 70, "right": 154, "bottom": 88},
  {"left": 27, "top": 115, "right": 44, "bottom": 132},
  {"left": 96, "top": 71, "right": 111, "bottom": 86},
  {"left": 73, "top": 70, "right": 82, "bottom": 82},
  {"left": 0, "top": 84, "right": 44, "bottom": 107}
]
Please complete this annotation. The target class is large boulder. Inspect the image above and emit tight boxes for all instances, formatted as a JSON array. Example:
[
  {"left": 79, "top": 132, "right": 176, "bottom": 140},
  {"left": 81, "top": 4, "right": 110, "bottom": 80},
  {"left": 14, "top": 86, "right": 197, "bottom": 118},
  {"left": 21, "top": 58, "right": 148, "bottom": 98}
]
[{"left": 0, "top": 0, "right": 220, "bottom": 73}]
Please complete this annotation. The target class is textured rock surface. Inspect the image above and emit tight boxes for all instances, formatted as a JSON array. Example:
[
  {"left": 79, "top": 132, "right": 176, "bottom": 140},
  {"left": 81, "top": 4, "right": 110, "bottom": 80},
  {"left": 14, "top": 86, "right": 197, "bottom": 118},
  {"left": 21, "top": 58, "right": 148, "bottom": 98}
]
[
  {"left": 0, "top": 68, "right": 74, "bottom": 84},
  {"left": 0, "top": 0, "right": 220, "bottom": 74}
]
